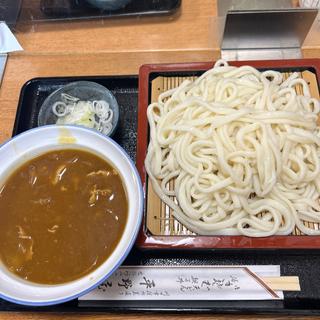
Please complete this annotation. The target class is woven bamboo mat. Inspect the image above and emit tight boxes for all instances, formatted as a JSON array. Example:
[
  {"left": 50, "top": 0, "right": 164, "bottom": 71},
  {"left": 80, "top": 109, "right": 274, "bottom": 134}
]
[{"left": 146, "top": 71, "right": 320, "bottom": 236}]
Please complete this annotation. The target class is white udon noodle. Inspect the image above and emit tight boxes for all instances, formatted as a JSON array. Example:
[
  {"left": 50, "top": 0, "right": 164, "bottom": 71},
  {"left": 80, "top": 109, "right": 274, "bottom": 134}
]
[{"left": 144, "top": 60, "right": 320, "bottom": 237}]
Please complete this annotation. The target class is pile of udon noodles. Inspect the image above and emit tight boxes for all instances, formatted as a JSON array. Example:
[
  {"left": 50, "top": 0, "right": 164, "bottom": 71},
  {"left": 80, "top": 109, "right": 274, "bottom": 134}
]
[{"left": 145, "top": 60, "right": 320, "bottom": 237}]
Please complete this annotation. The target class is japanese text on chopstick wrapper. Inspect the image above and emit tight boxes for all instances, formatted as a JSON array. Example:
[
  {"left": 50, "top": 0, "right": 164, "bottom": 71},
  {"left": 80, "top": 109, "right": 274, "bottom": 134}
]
[{"left": 80, "top": 265, "right": 283, "bottom": 301}]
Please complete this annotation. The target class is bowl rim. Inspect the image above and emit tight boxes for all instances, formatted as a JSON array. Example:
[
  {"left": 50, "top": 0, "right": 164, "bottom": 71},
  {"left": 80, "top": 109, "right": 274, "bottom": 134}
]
[{"left": 0, "top": 124, "right": 143, "bottom": 306}]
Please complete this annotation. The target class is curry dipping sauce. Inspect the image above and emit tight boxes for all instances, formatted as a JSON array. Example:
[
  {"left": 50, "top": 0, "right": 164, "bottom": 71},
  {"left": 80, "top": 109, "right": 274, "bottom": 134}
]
[{"left": 0, "top": 149, "right": 128, "bottom": 284}]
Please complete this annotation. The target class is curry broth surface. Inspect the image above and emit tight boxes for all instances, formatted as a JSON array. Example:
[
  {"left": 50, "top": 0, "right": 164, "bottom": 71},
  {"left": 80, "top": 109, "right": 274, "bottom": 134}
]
[{"left": 0, "top": 149, "right": 128, "bottom": 284}]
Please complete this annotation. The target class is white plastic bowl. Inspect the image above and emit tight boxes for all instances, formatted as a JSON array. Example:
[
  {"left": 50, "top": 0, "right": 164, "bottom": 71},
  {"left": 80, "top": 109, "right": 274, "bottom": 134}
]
[{"left": 0, "top": 125, "right": 143, "bottom": 306}]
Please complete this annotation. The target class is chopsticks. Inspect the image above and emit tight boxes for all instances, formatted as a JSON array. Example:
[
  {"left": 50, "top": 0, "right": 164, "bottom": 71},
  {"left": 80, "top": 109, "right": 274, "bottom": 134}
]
[{"left": 262, "top": 276, "right": 300, "bottom": 291}]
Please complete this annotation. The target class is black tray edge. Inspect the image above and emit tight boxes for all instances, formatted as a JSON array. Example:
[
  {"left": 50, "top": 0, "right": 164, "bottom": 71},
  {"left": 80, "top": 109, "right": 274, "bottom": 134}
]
[{"left": 12, "top": 75, "right": 138, "bottom": 137}]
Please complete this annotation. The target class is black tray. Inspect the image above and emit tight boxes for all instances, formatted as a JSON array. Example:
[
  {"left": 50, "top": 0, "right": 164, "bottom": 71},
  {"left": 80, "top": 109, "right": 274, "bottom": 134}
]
[
  {"left": 4, "top": 75, "right": 320, "bottom": 315},
  {"left": 19, "top": 0, "right": 181, "bottom": 23}
]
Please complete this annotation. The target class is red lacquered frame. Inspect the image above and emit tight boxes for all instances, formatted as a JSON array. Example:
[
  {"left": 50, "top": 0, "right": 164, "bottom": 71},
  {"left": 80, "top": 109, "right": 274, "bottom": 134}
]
[{"left": 136, "top": 59, "right": 320, "bottom": 250}]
